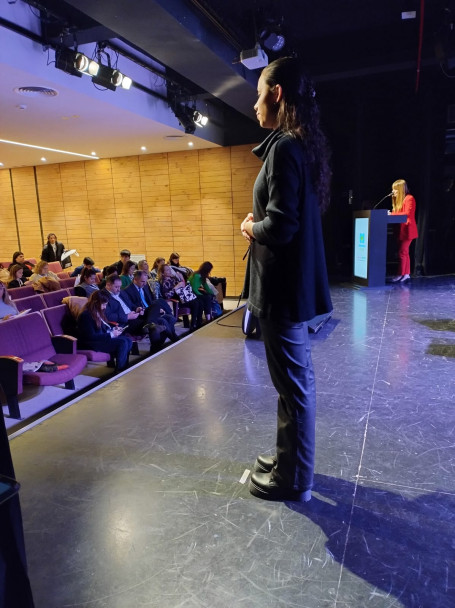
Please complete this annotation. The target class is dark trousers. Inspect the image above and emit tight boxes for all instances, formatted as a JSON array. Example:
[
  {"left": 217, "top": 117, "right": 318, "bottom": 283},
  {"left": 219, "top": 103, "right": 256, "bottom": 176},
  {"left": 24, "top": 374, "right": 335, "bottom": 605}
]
[{"left": 259, "top": 318, "right": 316, "bottom": 491}]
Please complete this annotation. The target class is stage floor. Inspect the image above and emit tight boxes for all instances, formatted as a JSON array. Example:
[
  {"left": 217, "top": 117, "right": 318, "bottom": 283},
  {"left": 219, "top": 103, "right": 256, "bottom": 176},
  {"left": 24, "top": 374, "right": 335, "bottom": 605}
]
[{"left": 9, "top": 276, "right": 455, "bottom": 607}]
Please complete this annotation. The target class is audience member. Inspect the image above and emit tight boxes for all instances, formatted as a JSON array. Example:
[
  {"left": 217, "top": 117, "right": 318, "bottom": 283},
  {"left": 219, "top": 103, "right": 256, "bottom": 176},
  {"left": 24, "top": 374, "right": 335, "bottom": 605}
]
[
  {"left": 150, "top": 257, "right": 165, "bottom": 298},
  {"left": 158, "top": 264, "right": 203, "bottom": 330},
  {"left": 7, "top": 264, "right": 26, "bottom": 288},
  {"left": 113, "top": 249, "right": 131, "bottom": 275},
  {"left": 189, "top": 261, "right": 217, "bottom": 322},
  {"left": 0, "top": 282, "right": 19, "bottom": 321},
  {"left": 77, "top": 291, "right": 132, "bottom": 372},
  {"left": 74, "top": 268, "right": 99, "bottom": 298},
  {"left": 137, "top": 260, "right": 151, "bottom": 277},
  {"left": 121, "top": 271, "right": 178, "bottom": 341},
  {"left": 71, "top": 257, "right": 100, "bottom": 284},
  {"left": 41, "top": 233, "right": 65, "bottom": 263},
  {"left": 9, "top": 252, "right": 33, "bottom": 279},
  {"left": 103, "top": 274, "right": 165, "bottom": 351},
  {"left": 168, "top": 252, "right": 193, "bottom": 279},
  {"left": 98, "top": 265, "right": 118, "bottom": 290},
  {"left": 120, "top": 261, "right": 136, "bottom": 289},
  {"left": 28, "top": 261, "right": 60, "bottom": 292}
]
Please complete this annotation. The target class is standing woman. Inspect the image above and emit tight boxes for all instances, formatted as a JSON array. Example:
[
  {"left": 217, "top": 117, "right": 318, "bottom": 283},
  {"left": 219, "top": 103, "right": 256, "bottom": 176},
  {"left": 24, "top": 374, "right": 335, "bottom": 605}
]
[
  {"left": 241, "top": 57, "right": 332, "bottom": 502},
  {"left": 390, "top": 179, "right": 418, "bottom": 282},
  {"left": 41, "top": 233, "right": 65, "bottom": 263}
]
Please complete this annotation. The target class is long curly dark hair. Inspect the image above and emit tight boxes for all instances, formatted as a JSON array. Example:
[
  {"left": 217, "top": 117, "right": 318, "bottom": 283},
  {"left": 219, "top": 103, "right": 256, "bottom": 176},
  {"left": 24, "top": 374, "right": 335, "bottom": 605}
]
[{"left": 262, "top": 57, "right": 331, "bottom": 212}]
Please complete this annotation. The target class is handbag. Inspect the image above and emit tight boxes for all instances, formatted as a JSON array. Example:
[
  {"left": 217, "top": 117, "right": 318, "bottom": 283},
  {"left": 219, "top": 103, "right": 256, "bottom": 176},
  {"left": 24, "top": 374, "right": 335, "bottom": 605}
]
[{"left": 174, "top": 283, "right": 197, "bottom": 303}]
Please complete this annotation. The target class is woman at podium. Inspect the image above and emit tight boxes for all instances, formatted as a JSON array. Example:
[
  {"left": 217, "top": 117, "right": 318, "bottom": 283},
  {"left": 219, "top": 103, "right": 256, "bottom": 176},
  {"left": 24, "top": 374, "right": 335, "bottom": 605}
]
[{"left": 390, "top": 179, "right": 418, "bottom": 282}]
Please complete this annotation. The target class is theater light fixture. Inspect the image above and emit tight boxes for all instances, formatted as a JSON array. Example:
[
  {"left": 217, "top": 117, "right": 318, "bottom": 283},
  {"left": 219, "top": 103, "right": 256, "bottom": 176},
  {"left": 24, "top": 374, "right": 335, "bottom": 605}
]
[
  {"left": 54, "top": 47, "right": 131, "bottom": 91},
  {"left": 193, "top": 110, "right": 208, "bottom": 127}
]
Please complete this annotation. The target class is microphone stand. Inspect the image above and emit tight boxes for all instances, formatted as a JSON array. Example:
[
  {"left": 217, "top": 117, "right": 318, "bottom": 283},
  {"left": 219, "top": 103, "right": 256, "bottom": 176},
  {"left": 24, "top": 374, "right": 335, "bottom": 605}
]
[{"left": 373, "top": 193, "right": 392, "bottom": 210}]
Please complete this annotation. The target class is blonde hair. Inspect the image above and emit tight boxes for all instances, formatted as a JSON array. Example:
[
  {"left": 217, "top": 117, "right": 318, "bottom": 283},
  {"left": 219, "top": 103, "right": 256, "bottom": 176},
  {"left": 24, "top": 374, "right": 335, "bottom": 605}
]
[
  {"left": 392, "top": 179, "right": 409, "bottom": 212},
  {"left": 34, "top": 260, "right": 49, "bottom": 275}
]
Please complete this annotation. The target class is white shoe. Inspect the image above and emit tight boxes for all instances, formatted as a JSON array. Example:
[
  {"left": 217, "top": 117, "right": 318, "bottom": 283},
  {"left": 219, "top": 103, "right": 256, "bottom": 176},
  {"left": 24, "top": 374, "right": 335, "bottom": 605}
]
[
  {"left": 400, "top": 274, "right": 410, "bottom": 282},
  {"left": 391, "top": 276, "right": 402, "bottom": 282}
]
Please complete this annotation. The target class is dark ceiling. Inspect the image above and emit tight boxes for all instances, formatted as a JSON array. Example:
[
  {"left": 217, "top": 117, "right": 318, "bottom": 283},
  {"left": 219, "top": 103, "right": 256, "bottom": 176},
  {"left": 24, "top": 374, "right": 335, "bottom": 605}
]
[{"left": 28, "top": 0, "right": 455, "bottom": 96}]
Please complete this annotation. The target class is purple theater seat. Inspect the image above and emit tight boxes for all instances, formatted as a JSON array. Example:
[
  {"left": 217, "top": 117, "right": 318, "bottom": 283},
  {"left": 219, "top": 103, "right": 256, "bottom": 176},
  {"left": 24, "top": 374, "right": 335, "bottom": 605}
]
[
  {"left": 41, "top": 305, "right": 110, "bottom": 363},
  {"left": 7, "top": 285, "right": 35, "bottom": 300},
  {"left": 47, "top": 262, "right": 63, "bottom": 273},
  {"left": 59, "top": 277, "right": 77, "bottom": 288},
  {"left": 41, "top": 289, "right": 70, "bottom": 308},
  {"left": 14, "top": 294, "right": 45, "bottom": 313},
  {"left": 0, "top": 312, "right": 87, "bottom": 419}
]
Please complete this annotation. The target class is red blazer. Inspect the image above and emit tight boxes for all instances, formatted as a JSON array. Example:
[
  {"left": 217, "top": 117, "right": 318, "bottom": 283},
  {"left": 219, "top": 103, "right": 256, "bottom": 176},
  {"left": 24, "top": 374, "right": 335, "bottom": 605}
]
[{"left": 391, "top": 194, "right": 418, "bottom": 241}]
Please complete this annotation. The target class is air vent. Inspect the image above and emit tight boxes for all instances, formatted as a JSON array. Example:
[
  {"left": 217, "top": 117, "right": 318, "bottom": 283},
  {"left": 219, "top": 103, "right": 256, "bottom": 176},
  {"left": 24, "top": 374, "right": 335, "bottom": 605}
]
[
  {"left": 164, "top": 135, "right": 185, "bottom": 140},
  {"left": 14, "top": 86, "right": 59, "bottom": 97}
]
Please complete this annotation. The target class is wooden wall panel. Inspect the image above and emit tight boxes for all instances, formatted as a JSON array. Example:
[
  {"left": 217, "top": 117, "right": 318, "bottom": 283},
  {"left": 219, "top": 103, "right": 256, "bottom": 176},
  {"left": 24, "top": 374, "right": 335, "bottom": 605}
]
[
  {"left": 199, "top": 148, "right": 235, "bottom": 287},
  {"left": 168, "top": 151, "right": 203, "bottom": 270},
  {"left": 0, "top": 170, "right": 19, "bottom": 263},
  {"left": 1, "top": 143, "right": 261, "bottom": 295},
  {"left": 230, "top": 145, "right": 262, "bottom": 295},
  {"left": 10, "top": 167, "right": 42, "bottom": 260},
  {"left": 111, "top": 156, "right": 146, "bottom": 257},
  {"left": 36, "top": 164, "right": 67, "bottom": 249},
  {"left": 84, "top": 159, "right": 118, "bottom": 266},
  {"left": 59, "top": 162, "right": 93, "bottom": 262},
  {"left": 139, "top": 153, "right": 173, "bottom": 261}
]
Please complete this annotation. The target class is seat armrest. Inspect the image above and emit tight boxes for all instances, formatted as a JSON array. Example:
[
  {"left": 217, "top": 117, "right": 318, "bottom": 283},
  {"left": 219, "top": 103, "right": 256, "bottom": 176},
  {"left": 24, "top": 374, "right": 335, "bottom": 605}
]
[
  {"left": 51, "top": 335, "right": 77, "bottom": 354},
  {"left": 0, "top": 355, "right": 24, "bottom": 395}
]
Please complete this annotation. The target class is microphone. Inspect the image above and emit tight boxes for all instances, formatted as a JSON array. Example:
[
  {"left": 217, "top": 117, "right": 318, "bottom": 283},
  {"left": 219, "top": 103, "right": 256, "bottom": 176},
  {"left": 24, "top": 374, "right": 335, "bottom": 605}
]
[{"left": 373, "top": 192, "right": 393, "bottom": 209}]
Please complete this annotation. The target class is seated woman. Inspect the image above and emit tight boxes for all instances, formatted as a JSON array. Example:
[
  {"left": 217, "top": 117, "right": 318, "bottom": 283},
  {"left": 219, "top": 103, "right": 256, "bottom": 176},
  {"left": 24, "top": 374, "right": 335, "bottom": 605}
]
[
  {"left": 120, "top": 260, "right": 136, "bottom": 289},
  {"left": 9, "top": 251, "right": 34, "bottom": 279},
  {"left": 0, "top": 282, "right": 19, "bottom": 321},
  {"left": 189, "top": 261, "right": 218, "bottom": 322},
  {"left": 7, "top": 264, "right": 26, "bottom": 288},
  {"left": 28, "top": 261, "right": 60, "bottom": 292},
  {"left": 150, "top": 257, "right": 165, "bottom": 298},
  {"left": 74, "top": 268, "right": 99, "bottom": 298},
  {"left": 158, "top": 264, "right": 203, "bottom": 330},
  {"left": 168, "top": 252, "right": 193, "bottom": 280},
  {"left": 77, "top": 291, "right": 132, "bottom": 372}
]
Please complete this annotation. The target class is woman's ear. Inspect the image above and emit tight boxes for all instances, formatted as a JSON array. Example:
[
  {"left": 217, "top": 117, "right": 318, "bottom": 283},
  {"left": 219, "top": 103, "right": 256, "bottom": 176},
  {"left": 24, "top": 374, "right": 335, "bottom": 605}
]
[{"left": 274, "top": 84, "right": 283, "bottom": 103}]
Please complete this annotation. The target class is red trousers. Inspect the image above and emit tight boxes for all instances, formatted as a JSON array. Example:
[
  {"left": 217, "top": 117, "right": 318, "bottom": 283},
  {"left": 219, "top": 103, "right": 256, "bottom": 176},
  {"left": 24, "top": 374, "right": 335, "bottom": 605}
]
[{"left": 397, "top": 239, "right": 414, "bottom": 275}]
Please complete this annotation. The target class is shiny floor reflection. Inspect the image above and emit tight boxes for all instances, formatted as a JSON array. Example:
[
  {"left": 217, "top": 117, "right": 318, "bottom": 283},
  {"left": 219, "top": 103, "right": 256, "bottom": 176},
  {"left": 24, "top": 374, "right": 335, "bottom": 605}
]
[{"left": 9, "top": 276, "right": 455, "bottom": 607}]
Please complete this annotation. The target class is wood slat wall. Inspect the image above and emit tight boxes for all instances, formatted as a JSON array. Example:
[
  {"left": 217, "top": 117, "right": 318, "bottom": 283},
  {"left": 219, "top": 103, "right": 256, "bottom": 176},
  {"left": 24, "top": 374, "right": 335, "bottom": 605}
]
[{"left": 0, "top": 145, "right": 260, "bottom": 295}]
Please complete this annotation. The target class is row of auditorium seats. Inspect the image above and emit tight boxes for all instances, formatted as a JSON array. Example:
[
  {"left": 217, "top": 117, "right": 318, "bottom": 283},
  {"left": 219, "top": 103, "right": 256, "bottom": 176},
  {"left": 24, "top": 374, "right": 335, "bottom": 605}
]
[
  {"left": 0, "top": 297, "right": 153, "bottom": 419},
  {"left": 8, "top": 277, "right": 76, "bottom": 301}
]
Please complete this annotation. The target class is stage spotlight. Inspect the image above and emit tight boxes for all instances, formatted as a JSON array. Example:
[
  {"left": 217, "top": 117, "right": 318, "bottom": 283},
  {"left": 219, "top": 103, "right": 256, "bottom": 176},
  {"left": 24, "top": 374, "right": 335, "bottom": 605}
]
[
  {"left": 74, "top": 53, "right": 99, "bottom": 76},
  {"left": 92, "top": 65, "right": 129, "bottom": 91},
  {"left": 121, "top": 76, "right": 132, "bottom": 90},
  {"left": 193, "top": 110, "right": 208, "bottom": 127},
  {"left": 55, "top": 48, "right": 82, "bottom": 77}
]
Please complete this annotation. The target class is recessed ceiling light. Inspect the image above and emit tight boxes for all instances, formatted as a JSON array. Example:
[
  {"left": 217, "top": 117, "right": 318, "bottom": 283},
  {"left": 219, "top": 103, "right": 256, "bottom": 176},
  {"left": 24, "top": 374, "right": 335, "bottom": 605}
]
[
  {"left": 0, "top": 162, "right": 4, "bottom": 167},
  {"left": 41, "top": 157, "right": 47, "bottom": 162},
  {"left": 141, "top": 146, "right": 147, "bottom": 151},
  {"left": 188, "top": 141, "right": 194, "bottom": 147},
  {"left": 91, "top": 151, "right": 97, "bottom": 156}
]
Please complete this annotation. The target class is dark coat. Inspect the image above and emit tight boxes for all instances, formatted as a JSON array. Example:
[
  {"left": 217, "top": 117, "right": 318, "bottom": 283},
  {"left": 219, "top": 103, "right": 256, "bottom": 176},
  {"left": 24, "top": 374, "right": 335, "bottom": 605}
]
[
  {"left": 77, "top": 309, "right": 112, "bottom": 349},
  {"left": 41, "top": 242, "right": 65, "bottom": 263},
  {"left": 245, "top": 129, "right": 332, "bottom": 322}
]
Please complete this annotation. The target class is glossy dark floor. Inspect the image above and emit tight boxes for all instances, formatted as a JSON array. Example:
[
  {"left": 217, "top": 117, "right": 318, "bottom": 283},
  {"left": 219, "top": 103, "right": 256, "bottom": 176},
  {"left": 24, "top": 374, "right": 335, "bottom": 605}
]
[{"left": 10, "top": 277, "right": 455, "bottom": 607}]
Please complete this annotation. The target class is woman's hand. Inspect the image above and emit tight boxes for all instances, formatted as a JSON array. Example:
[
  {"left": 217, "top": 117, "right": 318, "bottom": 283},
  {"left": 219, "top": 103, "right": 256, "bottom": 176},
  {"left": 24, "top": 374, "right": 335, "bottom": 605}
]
[{"left": 241, "top": 213, "right": 255, "bottom": 242}]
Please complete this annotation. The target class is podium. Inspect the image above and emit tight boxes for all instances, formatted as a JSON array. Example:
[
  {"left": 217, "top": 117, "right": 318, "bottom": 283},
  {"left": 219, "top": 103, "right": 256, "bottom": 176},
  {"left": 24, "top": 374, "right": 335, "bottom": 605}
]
[{"left": 353, "top": 209, "right": 406, "bottom": 287}]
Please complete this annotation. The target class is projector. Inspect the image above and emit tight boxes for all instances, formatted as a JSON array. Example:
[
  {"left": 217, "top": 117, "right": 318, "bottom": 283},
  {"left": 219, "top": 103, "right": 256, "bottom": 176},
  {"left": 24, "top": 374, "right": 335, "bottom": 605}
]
[{"left": 240, "top": 45, "right": 269, "bottom": 70}]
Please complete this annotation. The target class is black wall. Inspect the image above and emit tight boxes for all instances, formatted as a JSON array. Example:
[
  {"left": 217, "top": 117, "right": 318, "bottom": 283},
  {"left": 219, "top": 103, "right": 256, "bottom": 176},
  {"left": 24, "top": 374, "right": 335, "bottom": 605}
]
[{"left": 318, "top": 67, "right": 453, "bottom": 279}]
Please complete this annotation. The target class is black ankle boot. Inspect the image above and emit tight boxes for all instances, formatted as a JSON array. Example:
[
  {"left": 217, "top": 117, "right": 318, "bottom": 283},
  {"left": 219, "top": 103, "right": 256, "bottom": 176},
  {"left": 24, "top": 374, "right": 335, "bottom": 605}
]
[{"left": 253, "top": 453, "right": 277, "bottom": 473}]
